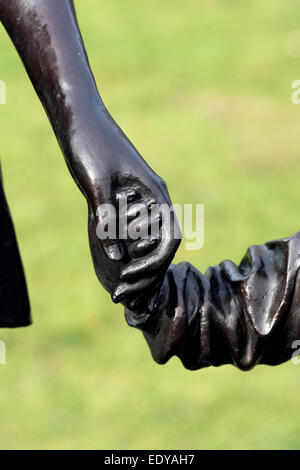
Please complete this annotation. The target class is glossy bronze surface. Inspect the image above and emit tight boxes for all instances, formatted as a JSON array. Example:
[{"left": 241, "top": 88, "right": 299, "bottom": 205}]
[
  {"left": 0, "top": 169, "right": 30, "bottom": 327},
  {"left": 125, "top": 232, "right": 300, "bottom": 370},
  {"left": 0, "top": 0, "right": 180, "bottom": 321},
  {"left": 1, "top": 1, "right": 298, "bottom": 371}
]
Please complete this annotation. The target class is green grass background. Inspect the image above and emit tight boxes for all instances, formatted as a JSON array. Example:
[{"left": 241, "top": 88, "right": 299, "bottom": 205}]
[{"left": 0, "top": 0, "right": 300, "bottom": 449}]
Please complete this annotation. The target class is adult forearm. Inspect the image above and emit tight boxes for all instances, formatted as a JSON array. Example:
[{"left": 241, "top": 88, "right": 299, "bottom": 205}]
[
  {"left": 0, "top": 0, "right": 182, "bottom": 282},
  {"left": 0, "top": 0, "right": 108, "bottom": 194}
]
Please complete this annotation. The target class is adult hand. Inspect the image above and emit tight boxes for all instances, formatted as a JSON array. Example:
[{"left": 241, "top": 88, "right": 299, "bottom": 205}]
[{"left": 71, "top": 111, "right": 181, "bottom": 305}]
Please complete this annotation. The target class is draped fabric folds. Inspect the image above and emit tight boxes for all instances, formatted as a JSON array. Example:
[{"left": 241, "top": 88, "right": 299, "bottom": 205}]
[{"left": 125, "top": 232, "right": 300, "bottom": 370}]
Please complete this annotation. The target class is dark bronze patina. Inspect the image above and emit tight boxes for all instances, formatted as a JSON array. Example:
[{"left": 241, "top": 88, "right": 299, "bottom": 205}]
[
  {"left": 126, "top": 233, "right": 300, "bottom": 370},
  {"left": 0, "top": 0, "right": 298, "bottom": 371},
  {"left": 0, "top": 0, "right": 180, "bottom": 324},
  {"left": 0, "top": 170, "right": 30, "bottom": 327}
]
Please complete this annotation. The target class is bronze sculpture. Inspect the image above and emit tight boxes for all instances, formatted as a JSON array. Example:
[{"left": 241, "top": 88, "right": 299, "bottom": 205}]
[
  {"left": 0, "top": 0, "right": 180, "bottom": 324},
  {"left": 1, "top": 0, "right": 299, "bottom": 371},
  {"left": 125, "top": 233, "right": 300, "bottom": 370},
  {"left": 0, "top": 170, "right": 30, "bottom": 327}
]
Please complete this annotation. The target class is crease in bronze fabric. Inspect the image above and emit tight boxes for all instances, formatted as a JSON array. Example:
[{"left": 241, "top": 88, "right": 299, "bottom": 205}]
[{"left": 125, "top": 232, "right": 300, "bottom": 370}]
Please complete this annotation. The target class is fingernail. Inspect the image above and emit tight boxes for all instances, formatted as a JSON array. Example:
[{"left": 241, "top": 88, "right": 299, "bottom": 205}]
[
  {"left": 116, "top": 189, "right": 138, "bottom": 203},
  {"left": 112, "top": 285, "right": 126, "bottom": 303},
  {"left": 146, "top": 197, "right": 156, "bottom": 209},
  {"left": 141, "top": 238, "right": 157, "bottom": 247},
  {"left": 105, "top": 243, "right": 124, "bottom": 262}
]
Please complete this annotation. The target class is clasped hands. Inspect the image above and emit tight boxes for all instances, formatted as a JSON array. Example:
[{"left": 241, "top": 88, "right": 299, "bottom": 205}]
[{"left": 70, "top": 112, "right": 182, "bottom": 310}]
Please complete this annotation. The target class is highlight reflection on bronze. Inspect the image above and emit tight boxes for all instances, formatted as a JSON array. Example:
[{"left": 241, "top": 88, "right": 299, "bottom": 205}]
[
  {"left": 125, "top": 232, "right": 300, "bottom": 370},
  {"left": 0, "top": 0, "right": 180, "bottom": 327},
  {"left": 1, "top": 1, "right": 299, "bottom": 372}
]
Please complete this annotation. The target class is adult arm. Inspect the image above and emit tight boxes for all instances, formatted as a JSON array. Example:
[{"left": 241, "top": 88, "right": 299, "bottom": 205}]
[{"left": 0, "top": 0, "right": 181, "bottom": 299}]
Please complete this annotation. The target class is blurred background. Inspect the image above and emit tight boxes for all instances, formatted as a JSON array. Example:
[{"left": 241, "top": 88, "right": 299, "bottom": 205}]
[{"left": 1, "top": 0, "right": 300, "bottom": 450}]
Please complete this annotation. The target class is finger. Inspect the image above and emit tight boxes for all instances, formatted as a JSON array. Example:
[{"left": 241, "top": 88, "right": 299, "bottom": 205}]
[
  {"left": 95, "top": 202, "right": 124, "bottom": 261},
  {"left": 95, "top": 188, "right": 140, "bottom": 262},
  {"left": 127, "top": 209, "right": 162, "bottom": 241},
  {"left": 120, "top": 208, "right": 181, "bottom": 279},
  {"left": 125, "top": 197, "right": 156, "bottom": 222},
  {"left": 127, "top": 237, "right": 159, "bottom": 259},
  {"left": 115, "top": 188, "right": 141, "bottom": 241},
  {"left": 111, "top": 274, "right": 161, "bottom": 304},
  {"left": 103, "top": 242, "right": 125, "bottom": 261},
  {"left": 115, "top": 188, "right": 139, "bottom": 204}
]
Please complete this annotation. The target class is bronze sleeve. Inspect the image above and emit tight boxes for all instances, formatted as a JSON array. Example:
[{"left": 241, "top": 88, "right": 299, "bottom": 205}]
[{"left": 125, "top": 232, "right": 300, "bottom": 370}]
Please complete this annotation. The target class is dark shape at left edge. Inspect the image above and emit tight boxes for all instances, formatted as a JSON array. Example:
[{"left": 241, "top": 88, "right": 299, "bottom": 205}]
[{"left": 0, "top": 168, "right": 31, "bottom": 327}]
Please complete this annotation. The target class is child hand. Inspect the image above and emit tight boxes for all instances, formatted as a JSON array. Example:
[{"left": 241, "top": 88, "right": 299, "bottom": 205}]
[{"left": 111, "top": 188, "right": 167, "bottom": 308}]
